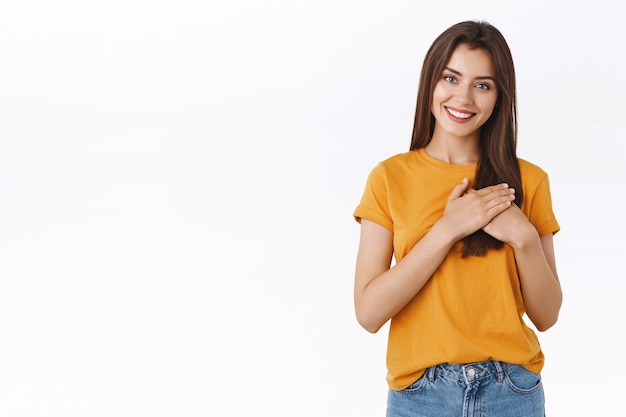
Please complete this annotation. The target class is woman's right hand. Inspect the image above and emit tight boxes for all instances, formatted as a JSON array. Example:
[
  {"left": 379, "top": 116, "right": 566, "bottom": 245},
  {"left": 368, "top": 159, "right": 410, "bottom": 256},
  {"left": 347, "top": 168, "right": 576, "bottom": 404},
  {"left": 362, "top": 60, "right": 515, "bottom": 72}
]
[{"left": 440, "top": 178, "right": 516, "bottom": 240}]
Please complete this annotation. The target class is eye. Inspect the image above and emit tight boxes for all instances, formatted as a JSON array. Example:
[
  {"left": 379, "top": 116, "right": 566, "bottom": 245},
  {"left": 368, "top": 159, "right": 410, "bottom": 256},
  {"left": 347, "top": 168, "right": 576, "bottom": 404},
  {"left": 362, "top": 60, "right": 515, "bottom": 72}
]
[
  {"left": 443, "top": 75, "right": 457, "bottom": 84},
  {"left": 475, "top": 83, "right": 490, "bottom": 90}
]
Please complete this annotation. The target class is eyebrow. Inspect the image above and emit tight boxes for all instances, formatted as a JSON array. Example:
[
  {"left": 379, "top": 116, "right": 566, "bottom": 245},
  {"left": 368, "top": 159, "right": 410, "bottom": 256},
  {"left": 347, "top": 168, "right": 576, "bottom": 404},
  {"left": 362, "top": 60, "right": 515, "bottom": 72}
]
[{"left": 444, "top": 66, "right": 495, "bottom": 81}]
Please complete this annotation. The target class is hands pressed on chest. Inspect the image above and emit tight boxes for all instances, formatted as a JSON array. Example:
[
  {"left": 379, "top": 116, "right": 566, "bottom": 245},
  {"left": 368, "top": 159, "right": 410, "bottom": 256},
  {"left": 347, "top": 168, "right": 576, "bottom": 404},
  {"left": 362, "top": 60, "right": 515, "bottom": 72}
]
[{"left": 440, "top": 178, "right": 518, "bottom": 242}]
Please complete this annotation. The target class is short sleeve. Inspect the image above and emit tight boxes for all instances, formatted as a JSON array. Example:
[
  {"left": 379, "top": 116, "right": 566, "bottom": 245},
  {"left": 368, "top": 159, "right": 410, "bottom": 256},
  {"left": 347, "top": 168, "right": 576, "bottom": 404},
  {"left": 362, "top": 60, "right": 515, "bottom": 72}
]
[
  {"left": 353, "top": 163, "right": 394, "bottom": 231},
  {"left": 526, "top": 173, "right": 560, "bottom": 237}
]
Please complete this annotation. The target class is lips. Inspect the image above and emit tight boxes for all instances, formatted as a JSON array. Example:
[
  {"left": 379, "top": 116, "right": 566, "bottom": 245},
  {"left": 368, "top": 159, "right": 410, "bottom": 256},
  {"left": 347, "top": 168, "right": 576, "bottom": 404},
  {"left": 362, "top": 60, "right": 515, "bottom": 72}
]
[{"left": 446, "top": 106, "right": 475, "bottom": 119}]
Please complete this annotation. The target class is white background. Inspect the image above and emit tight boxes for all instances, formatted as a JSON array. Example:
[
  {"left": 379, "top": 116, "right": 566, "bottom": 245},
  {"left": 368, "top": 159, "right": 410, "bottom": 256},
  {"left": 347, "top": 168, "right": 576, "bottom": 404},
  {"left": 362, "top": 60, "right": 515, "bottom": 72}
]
[{"left": 1, "top": 1, "right": 623, "bottom": 416}]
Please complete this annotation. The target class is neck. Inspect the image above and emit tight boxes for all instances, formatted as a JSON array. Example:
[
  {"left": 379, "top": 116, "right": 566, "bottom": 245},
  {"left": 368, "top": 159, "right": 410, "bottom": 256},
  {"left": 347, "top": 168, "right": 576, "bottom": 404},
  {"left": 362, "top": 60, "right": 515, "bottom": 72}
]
[{"left": 425, "top": 133, "right": 479, "bottom": 166}]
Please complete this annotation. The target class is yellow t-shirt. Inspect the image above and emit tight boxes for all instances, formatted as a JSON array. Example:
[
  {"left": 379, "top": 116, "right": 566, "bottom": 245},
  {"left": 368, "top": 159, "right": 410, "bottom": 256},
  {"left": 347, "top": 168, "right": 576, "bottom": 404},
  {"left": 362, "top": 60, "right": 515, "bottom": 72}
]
[{"left": 353, "top": 148, "right": 560, "bottom": 391}]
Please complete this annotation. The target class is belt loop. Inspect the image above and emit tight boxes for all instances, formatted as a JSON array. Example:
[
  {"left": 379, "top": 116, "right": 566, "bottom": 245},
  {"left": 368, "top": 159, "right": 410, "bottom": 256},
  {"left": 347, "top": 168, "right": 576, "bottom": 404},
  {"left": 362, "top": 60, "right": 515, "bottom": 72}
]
[
  {"left": 493, "top": 361, "right": 505, "bottom": 382},
  {"left": 427, "top": 365, "right": 436, "bottom": 381}
]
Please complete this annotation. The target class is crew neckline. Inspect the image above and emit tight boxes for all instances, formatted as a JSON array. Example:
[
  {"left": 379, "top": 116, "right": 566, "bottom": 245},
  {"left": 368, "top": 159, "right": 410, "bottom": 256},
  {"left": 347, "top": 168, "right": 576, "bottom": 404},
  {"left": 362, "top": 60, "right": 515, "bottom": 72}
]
[{"left": 414, "top": 148, "right": 477, "bottom": 174}]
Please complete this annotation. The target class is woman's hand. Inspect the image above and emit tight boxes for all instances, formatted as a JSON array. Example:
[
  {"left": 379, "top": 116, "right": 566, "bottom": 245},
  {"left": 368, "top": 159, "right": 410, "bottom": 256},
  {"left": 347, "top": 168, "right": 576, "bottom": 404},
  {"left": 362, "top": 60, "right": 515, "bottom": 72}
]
[
  {"left": 482, "top": 204, "right": 535, "bottom": 249},
  {"left": 440, "top": 178, "right": 516, "bottom": 241}
]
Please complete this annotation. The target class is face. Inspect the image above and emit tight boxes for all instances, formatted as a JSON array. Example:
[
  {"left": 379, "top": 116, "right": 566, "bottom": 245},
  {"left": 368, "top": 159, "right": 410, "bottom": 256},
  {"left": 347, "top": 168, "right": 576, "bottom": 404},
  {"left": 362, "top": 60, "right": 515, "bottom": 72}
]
[{"left": 431, "top": 44, "right": 498, "bottom": 142}]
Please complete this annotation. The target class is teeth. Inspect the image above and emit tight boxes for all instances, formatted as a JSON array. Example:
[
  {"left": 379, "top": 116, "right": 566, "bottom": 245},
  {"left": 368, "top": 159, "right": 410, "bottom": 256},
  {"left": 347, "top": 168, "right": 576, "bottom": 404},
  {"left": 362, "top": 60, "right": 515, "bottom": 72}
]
[{"left": 447, "top": 108, "right": 473, "bottom": 119}]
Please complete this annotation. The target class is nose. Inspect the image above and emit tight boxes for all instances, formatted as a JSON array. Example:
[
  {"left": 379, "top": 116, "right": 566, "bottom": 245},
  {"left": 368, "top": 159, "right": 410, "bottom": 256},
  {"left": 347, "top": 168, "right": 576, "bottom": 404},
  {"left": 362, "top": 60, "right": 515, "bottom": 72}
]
[{"left": 454, "top": 85, "right": 473, "bottom": 105}]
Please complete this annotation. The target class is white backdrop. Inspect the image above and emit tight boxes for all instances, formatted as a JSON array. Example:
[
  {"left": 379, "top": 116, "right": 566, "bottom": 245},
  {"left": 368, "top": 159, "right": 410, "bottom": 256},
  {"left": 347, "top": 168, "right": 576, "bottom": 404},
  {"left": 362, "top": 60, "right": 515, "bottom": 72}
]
[{"left": 1, "top": 1, "right": 623, "bottom": 416}]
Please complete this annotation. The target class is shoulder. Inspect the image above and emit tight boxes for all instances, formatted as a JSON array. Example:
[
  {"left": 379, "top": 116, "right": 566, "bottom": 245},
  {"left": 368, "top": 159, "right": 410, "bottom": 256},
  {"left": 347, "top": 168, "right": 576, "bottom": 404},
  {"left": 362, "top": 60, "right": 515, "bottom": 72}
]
[
  {"left": 518, "top": 158, "right": 553, "bottom": 193},
  {"left": 379, "top": 151, "right": 416, "bottom": 167},
  {"left": 361, "top": 151, "right": 417, "bottom": 191},
  {"left": 518, "top": 158, "right": 549, "bottom": 181},
  {"left": 373, "top": 151, "right": 418, "bottom": 176}
]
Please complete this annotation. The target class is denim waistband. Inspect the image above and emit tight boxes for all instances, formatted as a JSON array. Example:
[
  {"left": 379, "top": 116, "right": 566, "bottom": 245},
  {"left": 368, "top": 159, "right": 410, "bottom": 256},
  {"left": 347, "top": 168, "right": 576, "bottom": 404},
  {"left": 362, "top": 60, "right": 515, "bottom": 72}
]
[{"left": 426, "top": 361, "right": 512, "bottom": 384}]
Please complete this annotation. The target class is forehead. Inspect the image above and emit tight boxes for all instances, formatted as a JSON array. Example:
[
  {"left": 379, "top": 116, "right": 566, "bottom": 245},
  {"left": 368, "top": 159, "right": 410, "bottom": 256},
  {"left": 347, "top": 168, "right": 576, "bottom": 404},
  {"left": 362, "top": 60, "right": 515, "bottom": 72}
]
[{"left": 445, "top": 44, "right": 494, "bottom": 76}]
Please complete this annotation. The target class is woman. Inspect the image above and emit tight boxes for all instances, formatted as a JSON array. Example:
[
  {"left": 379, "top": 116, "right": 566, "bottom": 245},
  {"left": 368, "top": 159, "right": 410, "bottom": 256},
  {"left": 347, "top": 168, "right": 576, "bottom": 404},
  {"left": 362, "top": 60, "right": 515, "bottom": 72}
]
[{"left": 353, "top": 21, "right": 561, "bottom": 416}]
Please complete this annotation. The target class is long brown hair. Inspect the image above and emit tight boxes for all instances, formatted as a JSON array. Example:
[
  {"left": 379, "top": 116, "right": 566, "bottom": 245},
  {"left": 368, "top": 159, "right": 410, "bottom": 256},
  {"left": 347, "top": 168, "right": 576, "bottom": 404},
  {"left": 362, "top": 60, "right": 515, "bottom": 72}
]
[{"left": 410, "top": 20, "right": 522, "bottom": 257}]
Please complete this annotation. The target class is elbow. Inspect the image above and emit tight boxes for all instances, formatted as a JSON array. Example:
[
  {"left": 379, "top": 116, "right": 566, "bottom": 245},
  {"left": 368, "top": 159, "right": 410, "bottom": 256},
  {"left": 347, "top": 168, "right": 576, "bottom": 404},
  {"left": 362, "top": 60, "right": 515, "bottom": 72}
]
[
  {"left": 529, "top": 291, "right": 562, "bottom": 332},
  {"left": 532, "top": 312, "right": 560, "bottom": 332},
  {"left": 358, "top": 319, "right": 383, "bottom": 334},
  {"left": 355, "top": 308, "right": 385, "bottom": 334},
  {"left": 535, "top": 323, "right": 554, "bottom": 332}
]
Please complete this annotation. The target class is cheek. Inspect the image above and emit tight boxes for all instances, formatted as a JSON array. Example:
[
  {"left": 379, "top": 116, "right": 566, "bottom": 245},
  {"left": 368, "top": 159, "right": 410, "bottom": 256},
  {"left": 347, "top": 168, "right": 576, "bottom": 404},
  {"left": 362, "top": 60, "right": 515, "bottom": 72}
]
[
  {"left": 431, "top": 85, "right": 447, "bottom": 111},
  {"left": 480, "top": 95, "right": 498, "bottom": 116}
]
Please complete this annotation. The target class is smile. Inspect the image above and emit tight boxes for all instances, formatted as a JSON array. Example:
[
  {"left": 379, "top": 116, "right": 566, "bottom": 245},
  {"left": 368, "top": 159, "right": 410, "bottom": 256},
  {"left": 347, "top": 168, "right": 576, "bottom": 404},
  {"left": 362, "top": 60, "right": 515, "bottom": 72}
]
[{"left": 446, "top": 107, "right": 475, "bottom": 119}]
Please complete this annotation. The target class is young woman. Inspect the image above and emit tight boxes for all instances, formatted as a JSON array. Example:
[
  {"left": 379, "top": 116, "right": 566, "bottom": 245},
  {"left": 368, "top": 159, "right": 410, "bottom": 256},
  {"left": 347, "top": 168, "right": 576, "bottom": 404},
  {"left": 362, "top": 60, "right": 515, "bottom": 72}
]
[{"left": 353, "top": 21, "right": 561, "bottom": 416}]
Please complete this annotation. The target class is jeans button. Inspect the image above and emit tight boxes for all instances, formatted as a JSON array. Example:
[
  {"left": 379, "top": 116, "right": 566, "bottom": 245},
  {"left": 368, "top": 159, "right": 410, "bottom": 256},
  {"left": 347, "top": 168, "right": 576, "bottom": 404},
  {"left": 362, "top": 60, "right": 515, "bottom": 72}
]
[{"left": 467, "top": 368, "right": 475, "bottom": 377}]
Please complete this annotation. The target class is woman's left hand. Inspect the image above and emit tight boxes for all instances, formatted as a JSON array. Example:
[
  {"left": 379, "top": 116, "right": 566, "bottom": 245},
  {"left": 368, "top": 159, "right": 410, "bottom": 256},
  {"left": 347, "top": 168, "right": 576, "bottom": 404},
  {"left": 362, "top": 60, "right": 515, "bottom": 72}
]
[{"left": 482, "top": 204, "right": 534, "bottom": 248}]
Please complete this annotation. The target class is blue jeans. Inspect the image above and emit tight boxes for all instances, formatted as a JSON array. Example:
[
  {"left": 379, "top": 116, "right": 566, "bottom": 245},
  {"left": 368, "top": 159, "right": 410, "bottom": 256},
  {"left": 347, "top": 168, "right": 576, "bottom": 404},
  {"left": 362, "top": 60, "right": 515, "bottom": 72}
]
[{"left": 387, "top": 361, "right": 545, "bottom": 417}]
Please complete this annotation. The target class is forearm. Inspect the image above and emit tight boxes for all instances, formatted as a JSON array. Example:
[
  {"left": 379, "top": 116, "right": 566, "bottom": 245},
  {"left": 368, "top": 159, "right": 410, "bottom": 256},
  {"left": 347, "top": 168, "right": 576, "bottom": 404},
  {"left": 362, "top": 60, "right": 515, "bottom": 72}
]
[
  {"left": 355, "top": 221, "right": 459, "bottom": 333},
  {"left": 513, "top": 232, "right": 562, "bottom": 331}
]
